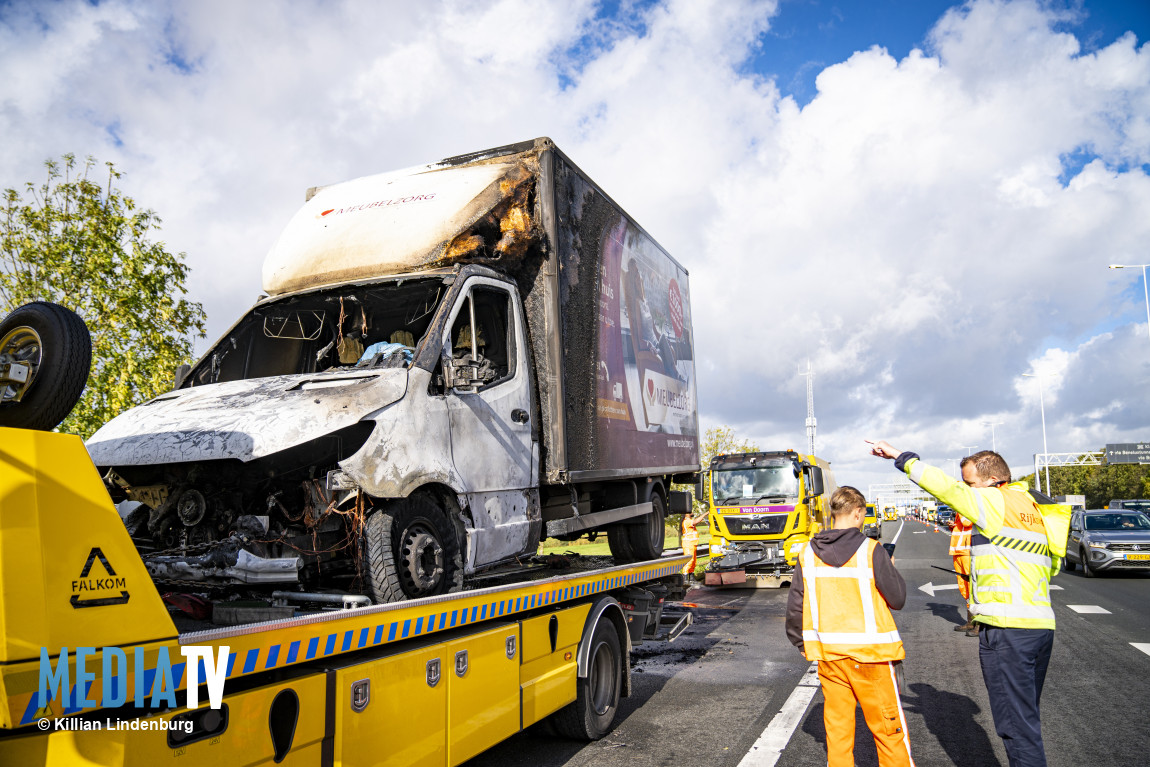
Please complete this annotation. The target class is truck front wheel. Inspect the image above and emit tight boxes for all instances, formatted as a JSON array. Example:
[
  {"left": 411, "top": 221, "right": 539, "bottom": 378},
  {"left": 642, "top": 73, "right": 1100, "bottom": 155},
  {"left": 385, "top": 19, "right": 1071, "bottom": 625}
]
[
  {"left": 625, "top": 491, "right": 666, "bottom": 562},
  {"left": 551, "top": 618, "right": 622, "bottom": 740},
  {"left": 363, "top": 496, "right": 463, "bottom": 603}
]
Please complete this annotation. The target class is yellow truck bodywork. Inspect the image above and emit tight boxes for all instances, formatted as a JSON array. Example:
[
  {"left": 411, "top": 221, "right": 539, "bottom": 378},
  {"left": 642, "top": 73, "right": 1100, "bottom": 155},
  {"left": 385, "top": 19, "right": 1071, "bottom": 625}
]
[
  {"left": 0, "top": 428, "right": 686, "bottom": 764},
  {"left": 703, "top": 450, "right": 836, "bottom": 586}
]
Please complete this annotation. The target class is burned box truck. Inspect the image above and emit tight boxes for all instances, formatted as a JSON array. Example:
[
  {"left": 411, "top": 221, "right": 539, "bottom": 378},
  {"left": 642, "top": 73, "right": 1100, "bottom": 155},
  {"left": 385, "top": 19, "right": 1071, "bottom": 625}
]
[{"left": 86, "top": 138, "right": 700, "bottom": 604}]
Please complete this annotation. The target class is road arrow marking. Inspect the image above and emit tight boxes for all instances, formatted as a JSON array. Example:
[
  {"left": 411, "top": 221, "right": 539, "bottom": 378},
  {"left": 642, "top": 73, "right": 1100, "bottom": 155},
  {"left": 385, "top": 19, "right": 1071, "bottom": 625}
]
[
  {"left": 918, "top": 582, "right": 961, "bottom": 596},
  {"left": 1132, "top": 643, "right": 1150, "bottom": 658}
]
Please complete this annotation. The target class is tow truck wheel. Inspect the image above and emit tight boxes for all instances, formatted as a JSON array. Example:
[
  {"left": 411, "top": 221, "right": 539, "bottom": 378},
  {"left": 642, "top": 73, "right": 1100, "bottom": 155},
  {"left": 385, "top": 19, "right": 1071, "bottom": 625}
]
[
  {"left": 0, "top": 301, "right": 91, "bottom": 431},
  {"left": 625, "top": 490, "right": 666, "bottom": 561},
  {"left": 551, "top": 618, "right": 622, "bottom": 740},
  {"left": 363, "top": 496, "right": 463, "bottom": 603}
]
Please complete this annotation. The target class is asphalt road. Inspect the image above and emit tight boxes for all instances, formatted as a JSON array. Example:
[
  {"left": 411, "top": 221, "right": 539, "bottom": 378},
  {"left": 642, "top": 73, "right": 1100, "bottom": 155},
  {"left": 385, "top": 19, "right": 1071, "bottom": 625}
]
[{"left": 466, "top": 518, "right": 1150, "bottom": 767}]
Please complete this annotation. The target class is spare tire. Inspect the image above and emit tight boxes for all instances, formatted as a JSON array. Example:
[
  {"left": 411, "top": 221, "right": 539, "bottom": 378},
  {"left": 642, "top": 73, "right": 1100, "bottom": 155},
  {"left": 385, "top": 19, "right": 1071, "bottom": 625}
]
[{"left": 0, "top": 302, "right": 91, "bottom": 431}]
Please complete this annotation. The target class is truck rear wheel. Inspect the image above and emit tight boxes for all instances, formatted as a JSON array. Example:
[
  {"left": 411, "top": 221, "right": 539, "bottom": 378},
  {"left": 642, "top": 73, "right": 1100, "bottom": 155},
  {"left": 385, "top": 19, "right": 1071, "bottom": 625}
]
[
  {"left": 551, "top": 618, "right": 622, "bottom": 740},
  {"left": 363, "top": 496, "right": 463, "bottom": 603},
  {"left": 606, "top": 525, "right": 636, "bottom": 564},
  {"left": 625, "top": 491, "right": 666, "bottom": 562},
  {"left": 0, "top": 301, "right": 91, "bottom": 431}
]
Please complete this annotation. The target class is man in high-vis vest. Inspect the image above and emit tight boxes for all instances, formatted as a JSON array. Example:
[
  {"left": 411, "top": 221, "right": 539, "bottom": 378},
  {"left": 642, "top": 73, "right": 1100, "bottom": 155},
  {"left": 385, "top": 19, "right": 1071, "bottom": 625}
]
[
  {"left": 870, "top": 441, "right": 1059, "bottom": 767},
  {"left": 680, "top": 508, "right": 707, "bottom": 576},
  {"left": 951, "top": 511, "right": 975, "bottom": 634},
  {"left": 785, "top": 486, "right": 914, "bottom": 767}
]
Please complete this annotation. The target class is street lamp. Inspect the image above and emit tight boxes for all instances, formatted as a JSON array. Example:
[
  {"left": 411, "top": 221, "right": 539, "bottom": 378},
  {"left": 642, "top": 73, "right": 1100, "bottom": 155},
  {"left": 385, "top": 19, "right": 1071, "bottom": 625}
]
[
  {"left": 960, "top": 445, "right": 978, "bottom": 456},
  {"left": 982, "top": 421, "right": 1004, "bottom": 452},
  {"left": 1109, "top": 264, "right": 1150, "bottom": 345},
  {"left": 1023, "top": 371, "right": 1059, "bottom": 495}
]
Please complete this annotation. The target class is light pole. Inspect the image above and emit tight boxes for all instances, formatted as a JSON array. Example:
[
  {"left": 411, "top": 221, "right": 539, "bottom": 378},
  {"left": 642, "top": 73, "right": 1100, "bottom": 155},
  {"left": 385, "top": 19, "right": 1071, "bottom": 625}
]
[
  {"left": 947, "top": 458, "right": 959, "bottom": 478},
  {"left": 1023, "top": 371, "right": 1058, "bottom": 495},
  {"left": 960, "top": 445, "right": 978, "bottom": 456},
  {"left": 982, "top": 421, "right": 1004, "bottom": 452},
  {"left": 1109, "top": 264, "right": 1150, "bottom": 345}
]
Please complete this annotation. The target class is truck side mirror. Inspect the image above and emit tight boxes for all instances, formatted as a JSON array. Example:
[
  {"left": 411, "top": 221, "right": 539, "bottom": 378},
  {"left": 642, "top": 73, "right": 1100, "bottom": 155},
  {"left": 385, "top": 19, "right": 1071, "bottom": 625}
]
[
  {"left": 694, "top": 472, "right": 708, "bottom": 505},
  {"left": 173, "top": 364, "right": 191, "bottom": 390},
  {"left": 444, "top": 356, "right": 480, "bottom": 394},
  {"left": 804, "top": 466, "right": 825, "bottom": 498}
]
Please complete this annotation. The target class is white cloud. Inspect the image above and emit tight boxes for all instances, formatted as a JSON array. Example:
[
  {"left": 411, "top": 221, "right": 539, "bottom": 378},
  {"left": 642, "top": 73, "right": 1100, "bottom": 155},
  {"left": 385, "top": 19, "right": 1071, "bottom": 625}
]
[{"left": 1, "top": 0, "right": 1148, "bottom": 493}]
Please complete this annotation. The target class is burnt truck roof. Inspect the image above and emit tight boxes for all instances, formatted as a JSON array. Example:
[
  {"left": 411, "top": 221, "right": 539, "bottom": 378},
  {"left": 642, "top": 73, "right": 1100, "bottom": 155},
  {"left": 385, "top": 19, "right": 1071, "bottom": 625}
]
[{"left": 263, "top": 137, "right": 687, "bottom": 297}]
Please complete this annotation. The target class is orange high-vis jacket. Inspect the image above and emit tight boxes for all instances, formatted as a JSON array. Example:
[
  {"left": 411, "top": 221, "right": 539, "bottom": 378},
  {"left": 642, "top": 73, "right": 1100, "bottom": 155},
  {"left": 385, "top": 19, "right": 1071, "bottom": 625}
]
[
  {"left": 949, "top": 515, "right": 972, "bottom": 556},
  {"left": 801, "top": 538, "right": 905, "bottom": 663}
]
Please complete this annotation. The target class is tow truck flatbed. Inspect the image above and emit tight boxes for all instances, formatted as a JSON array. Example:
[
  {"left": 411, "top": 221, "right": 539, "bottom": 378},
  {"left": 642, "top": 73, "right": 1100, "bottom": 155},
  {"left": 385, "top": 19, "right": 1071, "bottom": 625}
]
[{"left": 0, "top": 428, "right": 691, "bottom": 765}]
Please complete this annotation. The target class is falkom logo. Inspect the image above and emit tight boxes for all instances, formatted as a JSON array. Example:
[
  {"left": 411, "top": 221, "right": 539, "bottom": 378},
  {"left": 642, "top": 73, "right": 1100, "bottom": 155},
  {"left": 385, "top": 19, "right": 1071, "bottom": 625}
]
[{"left": 71, "top": 548, "right": 129, "bottom": 608}]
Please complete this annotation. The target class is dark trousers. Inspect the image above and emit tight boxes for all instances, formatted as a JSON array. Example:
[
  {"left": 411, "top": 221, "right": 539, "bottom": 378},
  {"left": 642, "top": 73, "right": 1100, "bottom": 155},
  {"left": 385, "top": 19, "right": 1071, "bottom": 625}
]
[{"left": 978, "top": 625, "right": 1054, "bottom": 767}]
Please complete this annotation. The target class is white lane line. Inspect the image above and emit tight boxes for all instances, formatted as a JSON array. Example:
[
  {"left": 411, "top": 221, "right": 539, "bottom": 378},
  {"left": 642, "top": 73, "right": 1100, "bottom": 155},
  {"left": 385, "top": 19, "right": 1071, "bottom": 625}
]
[
  {"left": 737, "top": 662, "right": 820, "bottom": 767},
  {"left": 1132, "top": 644, "right": 1150, "bottom": 657},
  {"left": 913, "top": 531, "right": 928, "bottom": 534},
  {"left": 1067, "top": 605, "right": 1111, "bottom": 614},
  {"left": 1049, "top": 585, "right": 1063, "bottom": 590}
]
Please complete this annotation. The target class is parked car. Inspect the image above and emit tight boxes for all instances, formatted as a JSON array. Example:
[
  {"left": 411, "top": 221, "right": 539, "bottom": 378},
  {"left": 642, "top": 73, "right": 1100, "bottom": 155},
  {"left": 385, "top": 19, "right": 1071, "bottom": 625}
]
[
  {"left": 936, "top": 508, "right": 955, "bottom": 528},
  {"left": 1063, "top": 509, "right": 1150, "bottom": 576}
]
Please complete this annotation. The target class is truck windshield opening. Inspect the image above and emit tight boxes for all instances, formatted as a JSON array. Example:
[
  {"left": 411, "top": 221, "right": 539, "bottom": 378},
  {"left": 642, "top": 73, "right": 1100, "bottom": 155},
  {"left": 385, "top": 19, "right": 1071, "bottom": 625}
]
[
  {"left": 713, "top": 464, "right": 798, "bottom": 506},
  {"left": 189, "top": 278, "right": 445, "bottom": 386}
]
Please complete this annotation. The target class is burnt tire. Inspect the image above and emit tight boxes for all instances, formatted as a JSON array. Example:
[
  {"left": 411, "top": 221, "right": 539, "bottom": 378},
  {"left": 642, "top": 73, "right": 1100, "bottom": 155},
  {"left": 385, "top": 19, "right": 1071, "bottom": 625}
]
[
  {"left": 607, "top": 524, "right": 636, "bottom": 564},
  {"left": 625, "top": 491, "right": 666, "bottom": 562},
  {"left": 550, "top": 618, "right": 622, "bottom": 741},
  {"left": 363, "top": 495, "right": 463, "bottom": 604},
  {"left": 0, "top": 301, "right": 91, "bottom": 431}
]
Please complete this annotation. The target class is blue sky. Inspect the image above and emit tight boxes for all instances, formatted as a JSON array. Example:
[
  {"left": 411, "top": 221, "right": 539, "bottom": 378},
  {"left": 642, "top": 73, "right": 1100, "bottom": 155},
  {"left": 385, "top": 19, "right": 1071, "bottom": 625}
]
[{"left": 753, "top": 0, "right": 1150, "bottom": 104}]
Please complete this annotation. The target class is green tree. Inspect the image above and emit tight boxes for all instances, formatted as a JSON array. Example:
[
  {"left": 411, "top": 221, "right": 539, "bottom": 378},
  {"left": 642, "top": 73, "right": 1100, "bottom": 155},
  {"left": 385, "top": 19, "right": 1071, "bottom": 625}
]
[
  {"left": 1019, "top": 452, "right": 1150, "bottom": 508},
  {"left": 0, "top": 155, "right": 206, "bottom": 438}
]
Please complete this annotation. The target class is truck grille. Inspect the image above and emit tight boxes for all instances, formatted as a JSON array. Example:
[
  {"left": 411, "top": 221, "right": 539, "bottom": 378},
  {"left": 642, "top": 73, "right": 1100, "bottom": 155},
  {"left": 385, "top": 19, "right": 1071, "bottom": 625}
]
[{"left": 724, "top": 514, "right": 788, "bottom": 536}]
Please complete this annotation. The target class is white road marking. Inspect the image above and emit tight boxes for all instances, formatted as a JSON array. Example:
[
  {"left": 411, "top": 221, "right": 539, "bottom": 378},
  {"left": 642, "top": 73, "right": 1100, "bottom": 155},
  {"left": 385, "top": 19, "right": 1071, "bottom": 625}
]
[
  {"left": 1132, "top": 643, "right": 1150, "bottom": 657},
  {"left": 1049, "top": 584, "right": 1064, "bottom": 590},
  {"left": 913, "top": 531, "right": 928, "bottom": 534},
  {"left": 918, "top": 582, "right": 961, "bottom": 596},
  {"left": 736, "top": 662, "right": 820, "bottom": 767},
  {"left": 1067, "top": 605, "right": 1111, "bottom": 614}
]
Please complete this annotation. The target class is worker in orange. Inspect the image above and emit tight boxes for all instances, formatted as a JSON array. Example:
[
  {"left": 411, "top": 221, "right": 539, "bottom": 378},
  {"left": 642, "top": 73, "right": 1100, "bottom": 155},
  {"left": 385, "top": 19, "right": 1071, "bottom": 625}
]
[
  {"left": 680, "top": 507, "right": 707, "bottom": 576},
  {"left": 786, "top": 486, "right": 914, "bottom": 767},
  {"left": 950, "top": 511, "right": 976, "bottom": 635}
]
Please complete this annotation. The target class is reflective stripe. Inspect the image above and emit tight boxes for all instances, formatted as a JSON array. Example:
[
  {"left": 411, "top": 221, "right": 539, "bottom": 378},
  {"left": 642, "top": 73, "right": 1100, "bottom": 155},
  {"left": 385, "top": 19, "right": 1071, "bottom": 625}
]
[
  {"left": 802, "top": 629, "right": 902, "bottom": 644},
  {"left": 971, "top": 544, "right": 1051, "bottom": 568},
  {"left": 972, "top": 492, "right": 991, "bottom": 529},
  {"left": 808, "top": 567, "right": 872, "bottom": 578},
  {"left": 908, "top": 460, "right": 925, "bottom": 484},
  {"left": 972, "top": 602, "right": 1055, "bottom": 620},
  {"left": 997, "top": 525, "right": 1047, "bottom": 543}
]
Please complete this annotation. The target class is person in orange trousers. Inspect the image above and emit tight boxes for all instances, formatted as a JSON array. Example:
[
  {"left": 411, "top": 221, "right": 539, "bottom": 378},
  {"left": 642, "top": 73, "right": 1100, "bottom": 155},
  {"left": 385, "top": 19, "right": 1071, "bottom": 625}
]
[
  {"left": 786, "top": 486, "right": 915, "bottom": 767},
  {"left": 950, "top": 512, "right": 976, "bottom": 635},
  {"left": 680, "top": 508, "right": 707, "bottom": 576}
]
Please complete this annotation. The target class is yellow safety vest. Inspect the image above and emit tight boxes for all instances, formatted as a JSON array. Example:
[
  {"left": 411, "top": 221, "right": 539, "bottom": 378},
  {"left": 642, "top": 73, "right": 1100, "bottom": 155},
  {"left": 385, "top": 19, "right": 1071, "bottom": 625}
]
[
  {"left": 800, "top": 538, "right": 905, "bottom": 662},
  {"left": 949, "top": 516, "right": 972, "bottom": 555},
  {"left": 967, "top": 487, "right": 1057, "bottom": 629}
]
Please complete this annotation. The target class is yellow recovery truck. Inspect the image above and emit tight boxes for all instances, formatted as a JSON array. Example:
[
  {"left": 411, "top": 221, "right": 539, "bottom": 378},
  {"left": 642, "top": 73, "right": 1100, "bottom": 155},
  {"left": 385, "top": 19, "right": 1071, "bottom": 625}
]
[
  {"left": 0, "top": 426, "right": 692, "bottom": 765},
  {"left": 698, "top": 450, "right": 836, "bottom": 588}
]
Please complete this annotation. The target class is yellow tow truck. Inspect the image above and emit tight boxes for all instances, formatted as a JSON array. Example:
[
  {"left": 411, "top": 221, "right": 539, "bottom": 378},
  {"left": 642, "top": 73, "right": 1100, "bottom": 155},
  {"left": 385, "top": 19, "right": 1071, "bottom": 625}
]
[
  {"left": 0, "top": 303, "right": 692, "bottom": 766},
  {"left": 698, "top": 450, "right": 836, "bottom": 588}
]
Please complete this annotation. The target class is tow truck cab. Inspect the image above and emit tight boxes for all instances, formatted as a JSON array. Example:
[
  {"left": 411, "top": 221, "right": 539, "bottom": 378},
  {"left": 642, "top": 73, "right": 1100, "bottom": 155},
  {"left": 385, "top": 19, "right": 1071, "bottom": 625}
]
[{"left": 697, "top": 450, "right": 836, "bottom": 587}]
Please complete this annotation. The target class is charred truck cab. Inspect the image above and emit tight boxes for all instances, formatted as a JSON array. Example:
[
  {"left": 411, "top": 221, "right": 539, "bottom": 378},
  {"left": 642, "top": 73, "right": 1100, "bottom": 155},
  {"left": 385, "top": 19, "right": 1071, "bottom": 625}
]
[
  {"left": 85, "top": 138, "right": 700, "bottom": 607},
  {"left": 699, "top": 450, "right": 836, "bottom": 588}
]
